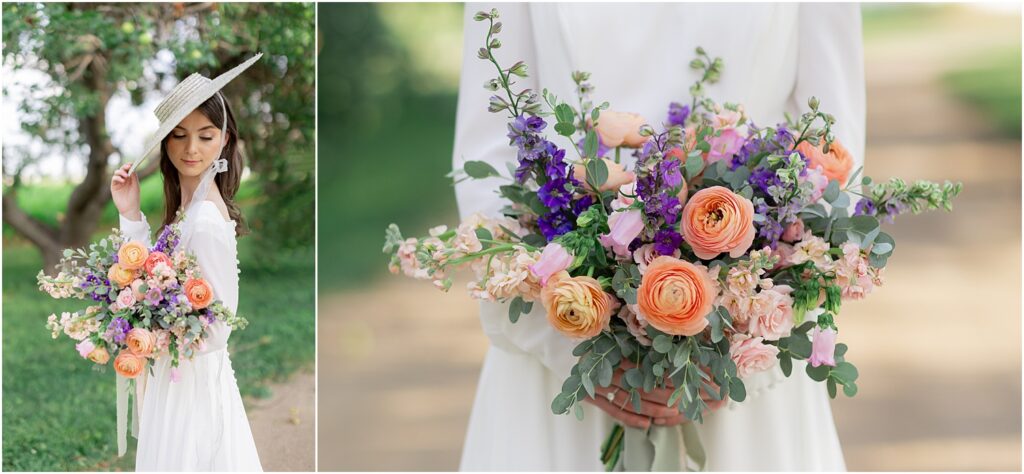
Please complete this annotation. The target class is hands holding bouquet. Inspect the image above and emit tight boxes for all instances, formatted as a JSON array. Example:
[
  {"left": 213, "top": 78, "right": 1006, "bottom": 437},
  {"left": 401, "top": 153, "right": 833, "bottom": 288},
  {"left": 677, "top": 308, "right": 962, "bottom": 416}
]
[{"left": 385, "top": 7, "right": 961, "bottom": 471}]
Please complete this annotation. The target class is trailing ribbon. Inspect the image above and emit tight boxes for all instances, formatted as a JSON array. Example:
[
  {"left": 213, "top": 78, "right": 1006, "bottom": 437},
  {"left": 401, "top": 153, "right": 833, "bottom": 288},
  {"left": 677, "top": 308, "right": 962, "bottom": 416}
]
[
  {"left": 115, "top": 365, "right": 148, "bottom": 457},
  {"left": 604, "top": 423, "right": 707, "bottom": 472}
]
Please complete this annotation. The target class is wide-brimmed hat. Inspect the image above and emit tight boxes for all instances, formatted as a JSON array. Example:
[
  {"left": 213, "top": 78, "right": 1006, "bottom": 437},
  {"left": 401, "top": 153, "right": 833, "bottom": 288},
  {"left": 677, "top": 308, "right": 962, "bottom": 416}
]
[{"left": 128, "top": 53, "right": 263, "bottom": 175}]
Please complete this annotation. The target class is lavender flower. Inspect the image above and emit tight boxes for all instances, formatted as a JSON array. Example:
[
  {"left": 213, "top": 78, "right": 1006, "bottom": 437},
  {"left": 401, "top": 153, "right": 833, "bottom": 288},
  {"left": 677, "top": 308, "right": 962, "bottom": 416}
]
[
  {"left": 667, "top": 102, "right": 690, "bottom": 127},
  {"left": 106, "top": 317, "right": 131, "bottom": 344}
]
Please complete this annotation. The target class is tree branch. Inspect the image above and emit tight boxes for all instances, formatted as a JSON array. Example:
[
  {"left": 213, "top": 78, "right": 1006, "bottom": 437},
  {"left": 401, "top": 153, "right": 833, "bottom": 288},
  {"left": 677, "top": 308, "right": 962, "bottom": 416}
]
[{"left": 1, "top": 191, "right": 59, "bottom": 252}]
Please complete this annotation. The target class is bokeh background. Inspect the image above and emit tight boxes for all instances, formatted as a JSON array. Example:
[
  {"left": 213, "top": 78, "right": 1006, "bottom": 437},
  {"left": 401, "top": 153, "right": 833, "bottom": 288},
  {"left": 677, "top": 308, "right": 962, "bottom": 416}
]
[
  {"left": 2, "top": 3, "right": 315, "bottom": 471},
  {"left": 321, "top": 2, "right": 1024, "bottom": 471}
]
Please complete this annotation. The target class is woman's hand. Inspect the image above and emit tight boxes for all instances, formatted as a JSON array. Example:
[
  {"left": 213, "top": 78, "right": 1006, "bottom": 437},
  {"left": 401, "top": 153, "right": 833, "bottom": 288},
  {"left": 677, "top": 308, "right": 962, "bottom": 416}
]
[
  {"left": 584, "top": 360, "right": 727, "bottom": 429},
  {"left": 110, "top": 163, "right": 142, "bottom": 221}
]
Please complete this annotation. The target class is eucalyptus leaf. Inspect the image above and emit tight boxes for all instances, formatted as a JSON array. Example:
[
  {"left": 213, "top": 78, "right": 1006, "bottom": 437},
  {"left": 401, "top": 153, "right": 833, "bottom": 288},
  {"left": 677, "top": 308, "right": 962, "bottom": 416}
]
[{"left": 464, "top": 160, "right": 502, "bottom": 179}]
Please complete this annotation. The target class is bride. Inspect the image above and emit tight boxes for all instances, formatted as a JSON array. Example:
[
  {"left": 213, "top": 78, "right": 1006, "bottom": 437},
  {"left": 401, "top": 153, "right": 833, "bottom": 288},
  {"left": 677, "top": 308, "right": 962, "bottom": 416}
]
[
  {"left": 453, "top": 4, "right": 863, "bottom": 471},
  {"left": 109, "top": 55, "right": 263, "bottom": 471}
]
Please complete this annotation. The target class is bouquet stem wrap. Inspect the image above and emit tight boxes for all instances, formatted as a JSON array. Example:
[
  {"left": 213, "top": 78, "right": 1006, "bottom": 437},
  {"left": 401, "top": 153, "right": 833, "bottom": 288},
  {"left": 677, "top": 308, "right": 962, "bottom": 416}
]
[
  {"left": 603, "top": 423, "right": 707, "bottom": 472},
  {"left": 115, "top": 367, "right": 148, "bottom": 457}
]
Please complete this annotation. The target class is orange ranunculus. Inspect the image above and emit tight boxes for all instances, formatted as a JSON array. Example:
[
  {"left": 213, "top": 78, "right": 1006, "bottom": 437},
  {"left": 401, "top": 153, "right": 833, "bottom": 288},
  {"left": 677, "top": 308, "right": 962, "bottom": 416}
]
[
  {"left": 88, "top": 346, "right": 111, "bottom": 365},
  {"left": 680, "top": 186, "right": 755, "bottom": 260},
  {"left": 184, "top": 278, "right": 214, "bottom": 310},
  {"left": 595, "top": 111, "right": 650, "bottom": 148},
  {"left": 541, "top": 271, "right": 619, "bottom": 339},
  {"left": 144, "top": 251, "right": 173, "bottom": 275},
  {"left": 117, "top": 241, "right": 149, "bottom": 271},
  {"left": 113, "top": 351, "right": 146, "bottom": 378},
  {"left": 107, "top": 263, "right": 137, "bottom": 289},
  {"left": 125, "top": 328, "right": 157, "bottom": 357},
  {"left": 796, "top": 139, "right": 854, "bottom": 185},
  {"left": 637, "top": 256, "right": 716, "bottom": 336},
  {"left": 572, "top": 158, "right": 636, "bottom": 192}
]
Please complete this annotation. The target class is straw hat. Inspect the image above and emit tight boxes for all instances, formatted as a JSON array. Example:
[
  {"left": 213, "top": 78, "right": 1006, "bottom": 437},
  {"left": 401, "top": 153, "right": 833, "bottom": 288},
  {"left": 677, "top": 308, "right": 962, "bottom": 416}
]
[{"left": 128, "top": 53, "right": 263, "bottom": 175}]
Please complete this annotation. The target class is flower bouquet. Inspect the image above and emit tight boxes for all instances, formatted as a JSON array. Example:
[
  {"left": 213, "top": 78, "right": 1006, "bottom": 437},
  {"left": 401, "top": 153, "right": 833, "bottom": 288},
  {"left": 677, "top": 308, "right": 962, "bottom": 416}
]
[
  {"left": 384, "top": 8, "right": 961, "bottom": 471},
  {"left": 39, "top": 222, "right": 248, "bottom": 378}
]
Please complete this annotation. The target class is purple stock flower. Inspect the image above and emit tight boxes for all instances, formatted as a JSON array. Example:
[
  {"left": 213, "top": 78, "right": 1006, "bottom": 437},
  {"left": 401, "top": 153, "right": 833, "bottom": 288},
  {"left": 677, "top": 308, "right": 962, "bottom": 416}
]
[
  {"left": 853, "top": 198, "right": 877, "bottom": 217},
  {"left": 106, "top": 317, "right": 131, "bottom": 344},
  {"left": 667, "top": 102, "right": 690, "bottom": 127},
  {"left": 653, "top": 228, "right": 683, "bottom": 256}
]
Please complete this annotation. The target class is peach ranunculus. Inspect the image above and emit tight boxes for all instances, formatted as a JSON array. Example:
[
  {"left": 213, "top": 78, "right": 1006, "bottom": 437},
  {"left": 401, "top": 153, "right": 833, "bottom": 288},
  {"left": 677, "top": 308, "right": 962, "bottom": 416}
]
[
  {"left": 595, "top": 111, "right": 650, "bottom": 148},
  {"left": 184, "top": 278, "right": 214, "bottom": 310},
  {"left": 125, "top": 328, "right": 157, "bottom": 357},
  {"left": 117, "top": 241, "right": 149, "bottom": 271},
  {"left": 729, "top": 333, "right": 780, "bottom": 378},
  {"left": 797, "top": 138, "right": 854, "bottom": 185},
  {"left": 113, "top": 351, "right": 146, "bottom": 378},
  {"left": 88, "top": 346, "right": 110, "bottom": 364},
  {"left": 636, "top": 256, "right": 716, "bottom": 336},
  {"left": 573, "top": 158, "right": 636, "bottom": 192},
  {"left": 144, "top": 251, "right": 174, "bottom": 275},
  {"left": 541, "top": 271, "right": 619, "bottom": 339},
  {"left": 680, "top": 186, "right": 756, "bottom": 260},
  {"left": 107, "top": 263, "right": 136, "bottom": 289}
]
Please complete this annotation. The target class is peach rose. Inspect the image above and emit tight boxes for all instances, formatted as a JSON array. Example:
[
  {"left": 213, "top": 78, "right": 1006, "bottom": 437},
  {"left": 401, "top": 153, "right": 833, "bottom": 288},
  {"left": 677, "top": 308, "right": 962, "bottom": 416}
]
[
  {"left": 125, "top": 328, "right": 157, "bottom": 357},
  {"left": 541, "top": 271, "right": 619, "bottom": 339},
  {"left": 144, "top": 251, "right": 173, "bottom": 275},
  {"left": 680, "top": 186, "right": 756, "bottom": 260},
  {"left": 184, "top": 278, "right": 214, "bottom": 310},
  {"left": 573, "top": 158, "right": 636, "bottom": 192},
  {"left": 797, "top": 139, "right": 854, "bottom": 185},
  {"left": 730, "top": 334, "right": 780, "bottom": 378},
  {"left": 117, "top": 241, "right": 149, "bottom": 271},
  {"left": 746, "top": 286, "right": 795, "bottom": 341},
  {"left": 636, "top": 256, "right": 716, "bottom": 336},
  {"left": 595, "top": 111, "right": 650, "bottom": 148},
  {"left": 107, "top": 263, "right": 136, "bottom": 289},
  {"left": 88, "top": 346, "right": 110, "bottom": 365},
  {"left": 113, "top": 351, "right": 146, "bottom": 378},
  {"left": 130, "top": 279, "right": 146, "bottom": 301}
]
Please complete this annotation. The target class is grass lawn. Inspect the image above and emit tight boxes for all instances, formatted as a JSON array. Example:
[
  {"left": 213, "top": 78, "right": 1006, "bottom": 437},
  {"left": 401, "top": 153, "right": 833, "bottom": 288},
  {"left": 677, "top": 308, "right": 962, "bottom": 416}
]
[
  {"left": 943, "top": 46, "right": 1022, "bottom": 139},
  {"left": 2, "top": 203, "right": 314, "bottom": 470}
]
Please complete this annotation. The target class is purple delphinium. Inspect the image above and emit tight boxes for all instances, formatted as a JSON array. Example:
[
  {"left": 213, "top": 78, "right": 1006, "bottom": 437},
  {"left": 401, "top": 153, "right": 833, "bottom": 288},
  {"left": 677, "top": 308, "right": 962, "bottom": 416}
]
[
  {"left": 81, "top": 273, "right": 114, "bottom": 303},
  {"left": 667, "top": 102, "right": 690, "bottom": 127},
  {"left": 853, "top": 198, "right": 877, "bottom": 217},
  {"left": 634, "top": 138, "right": 685, "bottom": 255},
  {"left": 739, "top": 126, "right": 810, "bottom": 249},
  {"left": 506, "top": 114, "right": 583, "bottom": 240},
  {"left": 106, "top": 317, "right": 131, "bottom": 344},
  {"left": 153, "top": 224, "right": 180, "bottom": 254}
]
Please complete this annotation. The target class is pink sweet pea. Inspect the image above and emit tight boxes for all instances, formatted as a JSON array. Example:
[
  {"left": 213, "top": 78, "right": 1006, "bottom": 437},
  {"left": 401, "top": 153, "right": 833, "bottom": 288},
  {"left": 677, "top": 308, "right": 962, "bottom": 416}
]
[
  {"left": 706, "top": 128, "right": 744, "bottom": 164},
  {"left": 529, "top": 243, "right": 573, "bottom": 285},
  {"left": 809, "top": 327, "right": 837, "bottom": 367},
  {"left": 599, "top": 209, "right": 644, "bottom": 257},
  {"left": 75, "top": 339, "right": 96, "bottom": 358}
]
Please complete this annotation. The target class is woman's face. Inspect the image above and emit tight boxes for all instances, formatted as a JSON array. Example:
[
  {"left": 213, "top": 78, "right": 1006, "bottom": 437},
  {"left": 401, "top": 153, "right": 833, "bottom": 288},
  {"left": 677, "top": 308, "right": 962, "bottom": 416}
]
[{"left": 165, "top": 109, "right": 226, "bottom": 178}]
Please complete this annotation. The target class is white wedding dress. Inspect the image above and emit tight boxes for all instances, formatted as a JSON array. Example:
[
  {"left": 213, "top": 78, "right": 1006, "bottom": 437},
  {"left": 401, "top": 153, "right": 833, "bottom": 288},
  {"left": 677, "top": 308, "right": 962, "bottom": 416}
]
[
  {"left": 120, "top": 201, "right": 263, "bottom": 471},
  {"left": 453, "top": 3, "right": 863, "bottom": 471}
]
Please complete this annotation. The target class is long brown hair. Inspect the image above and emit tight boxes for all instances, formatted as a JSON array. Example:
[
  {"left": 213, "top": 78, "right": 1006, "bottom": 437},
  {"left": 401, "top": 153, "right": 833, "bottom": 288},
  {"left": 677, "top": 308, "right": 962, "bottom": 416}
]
[{"left": 159, "top": 92, "right": 248, "bottom": 236}]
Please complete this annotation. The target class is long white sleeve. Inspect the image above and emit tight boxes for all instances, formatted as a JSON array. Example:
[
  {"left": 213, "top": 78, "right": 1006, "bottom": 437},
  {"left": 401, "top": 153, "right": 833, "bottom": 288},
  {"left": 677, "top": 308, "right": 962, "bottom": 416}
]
[
  {"left": 791, "top": 3, "right": 866, "bottom": 168},
  {"left": 453, "top": 4, "right": 578, "bottom": 378},
  {"left": 119, "top": 213, "right": 153, "bottom": 247}
]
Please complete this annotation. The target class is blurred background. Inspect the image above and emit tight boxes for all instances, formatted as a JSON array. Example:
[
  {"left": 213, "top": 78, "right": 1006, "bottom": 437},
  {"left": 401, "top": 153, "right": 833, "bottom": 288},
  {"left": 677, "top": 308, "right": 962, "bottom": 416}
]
[
  {"left": 2, "top": 3, "right": 315, "bottom": 471},
  {"left": 319, "top": 2, "right": 1023, "bottom": 471}
]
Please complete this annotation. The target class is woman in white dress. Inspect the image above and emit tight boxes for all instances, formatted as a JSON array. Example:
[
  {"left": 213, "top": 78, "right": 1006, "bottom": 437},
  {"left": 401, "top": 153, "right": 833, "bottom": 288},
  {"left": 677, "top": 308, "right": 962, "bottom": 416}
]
[
  {"left": 453, "top": 4, "right": 863, "bottom": 471},
  {"left": 110, "top": 58, "right": 263, "bottom": 471}
]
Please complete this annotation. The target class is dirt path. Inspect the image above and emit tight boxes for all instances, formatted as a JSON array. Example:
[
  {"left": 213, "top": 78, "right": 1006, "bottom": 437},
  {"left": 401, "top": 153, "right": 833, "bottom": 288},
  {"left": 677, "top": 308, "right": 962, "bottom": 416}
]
[
  {"left": 317, "top": 6, "right": 1021, "bottom": 471},
  {"left": 247, "top": 371, "right": 316, "bottom": 472}
]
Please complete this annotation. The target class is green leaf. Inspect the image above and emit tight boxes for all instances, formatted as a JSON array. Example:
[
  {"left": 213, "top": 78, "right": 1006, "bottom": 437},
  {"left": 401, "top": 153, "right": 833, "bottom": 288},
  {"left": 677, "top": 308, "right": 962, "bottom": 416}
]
[
  {"left": 684, "top": 154, "right": 703, "bottom": 180},
  {"left": 554, "top": 122, "right": 575, "bottom": 137},
  {"left": 584, "top": 130, "right": 599, "bottom": 159},
  {"left": 555, "top": 103, "right": 575, "bottom": 124},
  {"left": 464, "top": 160, "right": 501, "bottom": 179},
  {"left": 872, "top": 242, "right": 893, "bottom": 254},
  {"left": 787, "top": 335, "right": 812, "bottom": 359},
  {"left": 827, "top": 378, "right": 838, "bottom": 398},
  {"left": 653, "top": 335, "right": 674, "bottom": 354},
  {"left": 728, "top": 378, "right": 746, "bottom": 402},
  {"left": 823, "top": 179, "right": 840, "bottom": 203},
  {"left": 624, "top": 368, "right": 643, "bottom": 388},
  {"left": 779, "top": 353, "right": 793, "bottom": 376},
  {"left": 806, "top": 363, "right": 831, "bottom": 382},
  {"left": 830, "top": 361, "right": 859, "bottom": 383},
  {"left": 508, "top": 296, "right": 525, "bottom": 323},
  {"left": 597, "top": 359, "right": 614, "bottom": 387},
  {"left": 582, "top": 372, "right": 596, "bottom": 397},
  {"left": 842, "top": 382, "right": 858, "bottom": 397},
  {"left": 551, "top": 392, "right": 573, "bottom": 414},
  {"left": 586, "top": 157, "right": 609, "bottom": 191}
]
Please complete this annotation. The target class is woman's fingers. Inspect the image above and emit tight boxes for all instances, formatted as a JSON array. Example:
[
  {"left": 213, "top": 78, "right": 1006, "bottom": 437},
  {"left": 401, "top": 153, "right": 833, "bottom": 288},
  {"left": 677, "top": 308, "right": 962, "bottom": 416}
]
[
  {"left": 587, "top": 396, "right": 651, "bottom": 430},
  {"left": 653, "top": 413, "right": 690, "bottom": 426},
  {"left": 598, "top": 386, "right": 680, "bottom": 419}
]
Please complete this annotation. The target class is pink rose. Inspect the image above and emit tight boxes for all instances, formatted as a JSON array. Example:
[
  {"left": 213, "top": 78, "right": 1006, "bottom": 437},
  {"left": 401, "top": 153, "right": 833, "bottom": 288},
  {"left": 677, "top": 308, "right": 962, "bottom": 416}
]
[
  {"left": 599, "top": 209, "right": 644, "bottom": 258},
  {"left": 730, "top": 334, "right": 780, "bottom": 378},
  {"left": 529, "top": 243, "right": 573, "bottom": 285},
  {"left": 595, "top": 111, "right": 650, "bottom": 148},
  {"left": 633, "top": 243, "right": 680, "bottom": 274},
  {"left": 706, "top": 128, "right": 744, "bottom": 164},
  {"left": 781, "top": 219, "right": 805, "bottom": 243},
  {"left": 114, "top": 288, "right": 136, "bottom": 311},
  {"left": 75, "top": 339, "right": 96, "bottom": 358},
  {"left": 746, "top": 286, "right": 795, "bottom": 341},
  {"left": 619, "top": 305, "right": 652, "bottom": 346},
  {"left": 809, "top": 327, "right": 837, "bottom": 367}
]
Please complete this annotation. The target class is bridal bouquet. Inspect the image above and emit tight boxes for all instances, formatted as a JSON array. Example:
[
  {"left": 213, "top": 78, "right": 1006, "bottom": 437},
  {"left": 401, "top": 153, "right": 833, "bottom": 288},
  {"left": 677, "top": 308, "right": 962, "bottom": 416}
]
[
  {"left": 39, "top": 221, "right": 248, "bottom": 380},
  {"left": 385, "top": 8, "right": 961, "bottom": 471}
]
